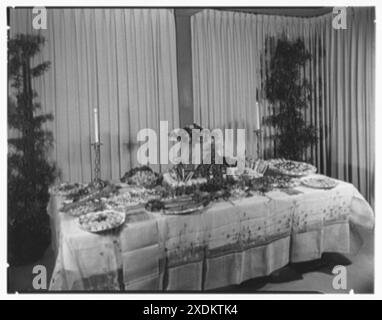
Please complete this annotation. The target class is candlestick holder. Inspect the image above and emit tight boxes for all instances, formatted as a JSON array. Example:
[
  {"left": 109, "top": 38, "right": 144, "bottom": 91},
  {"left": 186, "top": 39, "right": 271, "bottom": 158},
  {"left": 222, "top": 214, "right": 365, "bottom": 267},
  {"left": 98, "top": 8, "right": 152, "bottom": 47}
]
[
  {"left": 91, "top": 142, "right": 103, "bottom": 188},
  {"left": 254, "top": 129, "right": 263, "bottom": 160}
]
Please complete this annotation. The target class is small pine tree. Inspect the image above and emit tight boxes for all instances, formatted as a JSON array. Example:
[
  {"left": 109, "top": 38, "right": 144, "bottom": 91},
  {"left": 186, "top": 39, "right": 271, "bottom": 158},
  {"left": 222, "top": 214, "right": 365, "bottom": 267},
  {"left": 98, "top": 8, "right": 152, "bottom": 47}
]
[
  {"left": 264, "top": 37, "right": 318, "bottom": 160},
  {"left": 8, "top": 34, "right": 57, "bottom": 266}
]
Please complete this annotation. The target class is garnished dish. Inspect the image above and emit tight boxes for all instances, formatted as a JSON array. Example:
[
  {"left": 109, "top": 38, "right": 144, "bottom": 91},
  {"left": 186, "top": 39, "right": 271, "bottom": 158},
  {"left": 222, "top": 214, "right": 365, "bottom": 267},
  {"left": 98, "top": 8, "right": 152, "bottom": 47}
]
[
  {"left": 162, "top": 200, "right": 205, "bottom": 215},
  {"left": 163, "top": 203, "right": 204, "bottom": 215},
  {"left": 50, "top": 182, "right": 91, "bottom": 200},
  {"left": 78, "top": 210, "right": 125, "bottom": 233},
  {"left": 65, "top": 200, "right": 106, "bottom": 217},
  {"left": 163, "top": 164, "right": 207, "bottom": 195},
  {"left": 300, "top": 175, "right": 338, "bottom": 190},
  {"left": 267, "top": 159, "right": 317, "bottom": 177},
  {"left": 105, "top": 186, "right": 163, "bottom": 211},
  {"left": 54, "top": 159, "right": 319, "bottom": 223},
  {"left": 120, "top": 166, "right": 161, "bottom": 188},
  {"left": 244, "top": 175, "right": 300, "bottom": 194},
  {"left": 261, "top": 175, "right": 301, "bottom": 189},
  {"left": 60, "top": 184, "right": 120, "bottom": 216},
  {"left": 226, "top": 167, "right": 263, "bottom": 179},
  {"left": 145, "top": 195, "right": 206, "bottom": 215}
]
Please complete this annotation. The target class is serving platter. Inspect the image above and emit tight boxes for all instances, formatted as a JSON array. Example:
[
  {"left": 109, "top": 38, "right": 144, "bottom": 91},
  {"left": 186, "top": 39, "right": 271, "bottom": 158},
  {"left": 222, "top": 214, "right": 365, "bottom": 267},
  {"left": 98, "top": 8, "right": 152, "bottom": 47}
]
[
  {"left": 260, "top": 175, "right": 301, "bottom": 188},
  {"left": 268, "top": 159, "right": 317, "bottom": 177},
  {"left": 162, "top": 203, "right": 205, "bottom": 215},
  {"left": 78, "top": 210, "right": 125, "bottom": 233},
  {"left": 300, "top": 175, "right": 338, "bottom": 190},
  {"left": 151, "top": 196, "right": 207, "bottom": 215}
]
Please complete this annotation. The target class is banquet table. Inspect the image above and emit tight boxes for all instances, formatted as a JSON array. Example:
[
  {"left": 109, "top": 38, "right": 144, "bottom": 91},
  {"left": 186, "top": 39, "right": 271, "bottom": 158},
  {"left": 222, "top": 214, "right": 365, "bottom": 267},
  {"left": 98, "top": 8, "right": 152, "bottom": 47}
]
[{"left": 48, "top": 179, "right": 374, "bottom": 291}]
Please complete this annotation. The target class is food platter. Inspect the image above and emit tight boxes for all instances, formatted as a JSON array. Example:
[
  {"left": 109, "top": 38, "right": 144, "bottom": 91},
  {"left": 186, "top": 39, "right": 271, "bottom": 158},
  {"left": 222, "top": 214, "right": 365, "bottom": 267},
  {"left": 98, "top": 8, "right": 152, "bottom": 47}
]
[
  {"left": 145, "top": 196, "right": 206, "bottom": 215},
  {"left": 260, "top": 175, "right": 301, "bottom": 189},
  {"left": 162, "top": 203, "right": 205, "bottom": 215},
  {"left": 120, "top": 166, "right": 161, "bottom": 188},
  {"left": 57, "top": 160, "right": 328, "bottom": 224},
  {"left": 268, "top": 159, "right": 317, "bottom": 177},
  {"left": 226, "top": 167, "right": 263, "bottom": 179},
  {"left": 162, "top": 171, "right": 207, "bottom": 195},
  {"left": 300, "top": 175, "right": 338, "bottom": 190},
  {"left": 66, "top": 200, "right": 105, "bottom": 217},
  {"left": 104, "top": 186, "right": 160, "bottom": 211},
  {"left": 163, "top": 197, "right": 206, "bottom": 215},
  {"left": 78, "top": 210, "right": 125, "bottom": 233},
  {"left": 50, "top": 182, "right": 91, "bottom": 200}
]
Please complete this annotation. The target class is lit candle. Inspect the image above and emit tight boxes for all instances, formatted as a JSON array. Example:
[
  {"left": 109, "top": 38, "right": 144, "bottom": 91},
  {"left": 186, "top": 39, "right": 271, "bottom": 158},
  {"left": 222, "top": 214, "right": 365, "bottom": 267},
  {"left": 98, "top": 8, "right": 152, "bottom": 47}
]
[
  {"left": 255, "top": 102, "right": 260, "bottom": 131},
  {"left": 94, "top": 108, "right": 99, "bottom": 143}
]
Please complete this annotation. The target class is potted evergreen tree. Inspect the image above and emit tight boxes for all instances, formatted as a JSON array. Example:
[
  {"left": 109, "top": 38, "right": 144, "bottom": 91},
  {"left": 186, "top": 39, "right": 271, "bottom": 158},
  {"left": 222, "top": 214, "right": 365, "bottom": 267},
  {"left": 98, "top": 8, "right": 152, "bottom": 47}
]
[
  {"left": 264, "top": 37, "right": 318, "bottom": 161},
  {"left": 8, "top": 34, "right": 57, "bottom": 266}
]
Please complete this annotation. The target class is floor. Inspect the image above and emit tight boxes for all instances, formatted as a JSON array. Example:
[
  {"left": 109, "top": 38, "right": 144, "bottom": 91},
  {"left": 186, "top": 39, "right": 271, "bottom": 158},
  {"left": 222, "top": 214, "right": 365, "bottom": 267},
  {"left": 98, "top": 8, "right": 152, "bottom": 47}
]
[{"left": 8, "top": 226, "right": 374, "bottom": 294}]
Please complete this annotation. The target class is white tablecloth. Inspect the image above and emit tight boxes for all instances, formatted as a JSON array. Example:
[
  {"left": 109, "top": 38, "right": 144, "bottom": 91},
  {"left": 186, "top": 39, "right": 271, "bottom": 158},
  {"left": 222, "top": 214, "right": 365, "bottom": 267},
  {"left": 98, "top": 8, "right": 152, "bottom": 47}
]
[{"left": 48, "top": 180, "right": 374, "bottom": 291}]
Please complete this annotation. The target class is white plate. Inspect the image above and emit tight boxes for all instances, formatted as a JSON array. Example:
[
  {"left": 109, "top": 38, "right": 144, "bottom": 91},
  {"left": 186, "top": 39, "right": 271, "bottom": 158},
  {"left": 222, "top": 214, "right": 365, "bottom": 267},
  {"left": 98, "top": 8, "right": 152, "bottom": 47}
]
[{"left": 300, "top": 175, "right": 338, "bottom": 189}]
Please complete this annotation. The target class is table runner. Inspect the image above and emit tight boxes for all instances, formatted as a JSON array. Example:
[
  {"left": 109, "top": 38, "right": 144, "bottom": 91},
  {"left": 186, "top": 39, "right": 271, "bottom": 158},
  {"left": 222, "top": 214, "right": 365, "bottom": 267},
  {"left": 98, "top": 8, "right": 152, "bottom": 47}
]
[{"left": 48, "top": 180, "right": 374, "bottom": 291}]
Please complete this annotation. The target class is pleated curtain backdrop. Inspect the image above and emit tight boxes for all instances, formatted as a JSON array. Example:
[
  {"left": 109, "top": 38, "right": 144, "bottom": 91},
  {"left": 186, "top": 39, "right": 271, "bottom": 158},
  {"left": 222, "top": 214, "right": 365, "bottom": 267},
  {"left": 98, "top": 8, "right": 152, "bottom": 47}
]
[
  {"left": 192, "top": 10, "right": 260, "bottom": 158},
  {"left": 327, "top": 8, "right": 375, "bottom": 208},
  {"left": 9, "top": 8, "right": 179, "bottom": 182},
  {"left": 191, "top": 8, "right": 375, "bottom": 206},
  {"left": 191, "top": 11, "right": 329, "bottom": 164}
]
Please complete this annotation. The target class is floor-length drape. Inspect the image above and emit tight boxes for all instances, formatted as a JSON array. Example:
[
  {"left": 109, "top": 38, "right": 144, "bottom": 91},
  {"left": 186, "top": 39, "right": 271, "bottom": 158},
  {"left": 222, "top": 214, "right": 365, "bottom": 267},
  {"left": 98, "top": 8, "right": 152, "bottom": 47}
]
[
  {"left": 326, "top": 8, "right": 375, "bottom": 207},
  {"left": 9, "top": 8, "right": 179, "bottom": 182},
  {"left": 191, "top": 8, "right": 375, "bottom": 206},
  {"left": 192, "top": 11, "right": 259, "bottom": 157}
]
